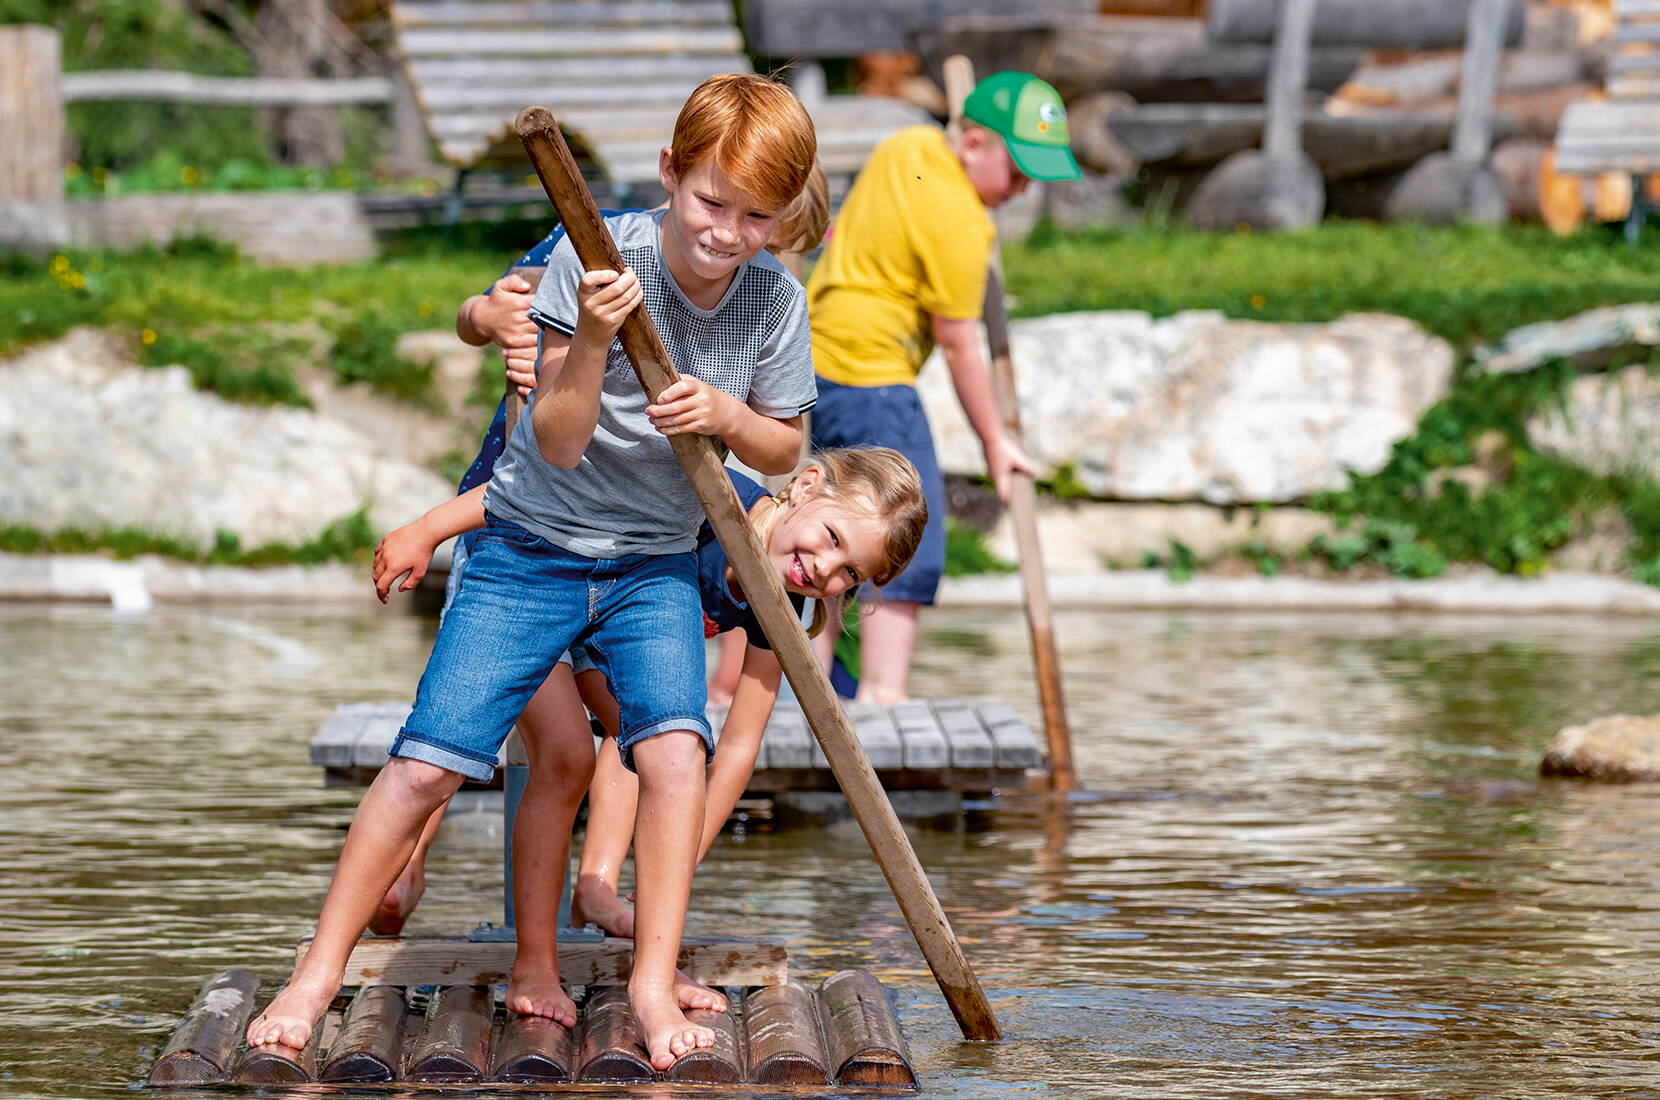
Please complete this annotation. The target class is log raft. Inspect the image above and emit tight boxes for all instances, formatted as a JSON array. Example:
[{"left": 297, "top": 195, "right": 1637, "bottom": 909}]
[
  {"left": 310, "top": 698, "right": 1050, "bottom": 798},
  {"left": 150, "top": 966, "right": 917, "bottom": 1091}
]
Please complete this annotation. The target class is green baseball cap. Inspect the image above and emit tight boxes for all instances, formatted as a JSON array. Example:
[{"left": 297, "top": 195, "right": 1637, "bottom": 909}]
[{"left": 962, "top": 71, "right": 1081, "bottom": 182}]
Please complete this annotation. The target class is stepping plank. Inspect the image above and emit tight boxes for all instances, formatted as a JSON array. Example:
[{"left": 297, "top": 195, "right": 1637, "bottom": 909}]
[
  {"left": 405, "top": 985, "right": 493, "bottom": 1082},
  {"left": 577, "top": 987, "right": 654, "bottom": 1082},
  {"left": 763, "top": 705, "right": 815, "bottom": 769},
  {"left": 310, "top": 706, "right": 371, "bottom": 767},
  {"left": 890, "top": 700, "right": 948, "bottom": 770},
  {"left": 352, "top": 708, "right": 406, "bottom": 769},
  {"left": 818, "top": 970, "right": 916, "bottom": 1088},
  {"left": 932, "top": 699, "right": 996, "bottom": 769},
  {"left": 233, "top": 1008, "right": 341, "bottom": 1085},
  {"left": 845, "top": 702, "right": 903, "bottom": 770},
  {"left": 320, "top": 985, "right": 406, "bottom": 1083},
  {"left": 147, "top": 969, "right": 260, "bottom": 1086},
  {"left": 975, "top": 701, "right": 1045, "bottom": 770},
  {"left": 302, "top": 935, "right": 788, "bottom": 989},
  {"left": 665, "top": 996, "right": 744, "bottom": 1083},
  {"left": 746, "top": 980, "right": 830, "bottom": 1085},
  {"left": 492, "top": 1012, "right": 576, "bottom": 1082}
]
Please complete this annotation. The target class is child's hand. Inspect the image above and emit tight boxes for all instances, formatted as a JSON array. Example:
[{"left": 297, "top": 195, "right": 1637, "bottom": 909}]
[
  {"left": 646, "top": 377, "right": 738, "bottom": 438},
  {"left": 984, "top": 432, "right": 1036, "bottom": 503},
  {"left": 574, "top": 267, "right": 641, "bottom": 342},
  {"left": 372, "top": 522, "right": 440, "bottom": 603},
  {"left": 471, "top": 274, "right": 539, "bottom": 396}
]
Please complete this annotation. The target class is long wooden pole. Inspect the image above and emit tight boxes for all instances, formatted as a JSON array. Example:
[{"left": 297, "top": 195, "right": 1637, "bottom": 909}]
[
  {"left": 943, "top": 57, "right": 1078, "bottom": 793},
  {"left": 514, "top": 107, "right": 1001, "bottom": 1042}
]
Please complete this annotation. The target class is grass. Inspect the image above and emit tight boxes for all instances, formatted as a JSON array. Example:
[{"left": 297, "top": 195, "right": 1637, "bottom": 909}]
[{"left": 0, "top": 510, "right": 377, "bottom": 567}]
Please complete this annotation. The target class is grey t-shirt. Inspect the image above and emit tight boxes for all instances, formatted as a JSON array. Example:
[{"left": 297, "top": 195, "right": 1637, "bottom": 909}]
[{"left": 484, "top": 209, "right": 816, "bottom": 557}]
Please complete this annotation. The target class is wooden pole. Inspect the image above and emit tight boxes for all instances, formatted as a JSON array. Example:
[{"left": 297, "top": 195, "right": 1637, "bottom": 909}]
[
  {"left": 1450, "top": 0, "right": 1510, "bottom": 165},
  {"left": 943, "top": 56, "right": 1078, "bottom": 793},
  {"left": 0, "top": 25, "right": 64, "bottom": 202},
  {"left": 514, "top": 106, "right": 1001, "bottom": 1042},
  {"left": 1262, "top": 0, "right": 1315, "bottom": 161}
]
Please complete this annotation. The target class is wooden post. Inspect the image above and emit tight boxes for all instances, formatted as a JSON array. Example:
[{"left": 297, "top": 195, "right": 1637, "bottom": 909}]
[
  {"left": 1261, "top": 0, "right": 1315, "bottom": 161},
  {"left": 0, "top": 25, "right": 65, "bottom": 201},
  {"left": 1451, "top": 0, "right": 1510, "bottom": 165},
  {"left": 943, "top": 56, "right": 1077, "bottom": 792},
  {"left": 513, "top": 106, "right": 1001, "bottom": 1043}
]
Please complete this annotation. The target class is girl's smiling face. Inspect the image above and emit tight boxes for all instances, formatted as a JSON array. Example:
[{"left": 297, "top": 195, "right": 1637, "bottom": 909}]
[{"left": 764, "top": 469, "right": 888, "bottom": 600}]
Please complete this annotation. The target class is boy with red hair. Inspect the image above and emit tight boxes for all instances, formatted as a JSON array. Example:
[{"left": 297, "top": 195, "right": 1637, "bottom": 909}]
[{"left": 246, "top": 73, "right": 818, "bottom": 1070}]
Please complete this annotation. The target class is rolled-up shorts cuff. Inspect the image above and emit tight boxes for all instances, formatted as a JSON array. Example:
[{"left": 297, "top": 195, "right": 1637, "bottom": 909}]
[
  {"left": 389, "top": 728, "right": 498, "bottom": 783},
  {"left": 614, "top": 714, "right": 714, "bottom": 773}
]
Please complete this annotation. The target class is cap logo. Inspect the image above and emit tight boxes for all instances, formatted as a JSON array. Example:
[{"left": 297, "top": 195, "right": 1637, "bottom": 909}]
[{"left": 1038, "top": 101, "right": 1062, "bottom": 124}]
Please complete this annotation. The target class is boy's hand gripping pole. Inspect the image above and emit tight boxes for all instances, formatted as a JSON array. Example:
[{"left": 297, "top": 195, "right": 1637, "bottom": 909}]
[{"left": 514, "top": 106, "right": 1001, "bottom": 1042}]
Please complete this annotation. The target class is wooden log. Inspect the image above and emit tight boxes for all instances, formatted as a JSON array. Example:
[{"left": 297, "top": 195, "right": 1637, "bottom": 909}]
[
  {"left": 232, "top": 1008, "right": 340, "bottom": 1085},
  {"left": 576, "top": 987, "right": 655, "bottom": 1082},
  {"left": 915, "top": 18, "right": 1361, "bottom": 104},
  {"left": 319, "top": 985, "right": 405, "bottom": 1083},
  {"left": 664, "top": 998, "right": 745, "bottom": 1083},
  {"left": 405, "top": 985, "right": 494, "bottom": 1082},
  {"left": 59, "top": 71, "right": 390, "bottom": 106},
  {"left": 147, "top": 969, "right": 261, "bottom": 1086},
  {"left": 745, "top": 980, "right": 831, "bottom": 1085},
  {"left": 741, "top": 0, "right": 1094, "bottom": 57},
  {"left": 515, "top": 105, "right": 1001, "bottom": 1043},
  {"left": 303, "top": 934, "right": 789, "bottom": 988},
  {"left": 1263, "top": 0, "right": 1315, "bottom": 159},
  {"left": 1207, "top": 0, "right": 1524, "bottom": 49},
  {"left": 0, "top": 25, "right": 64, "bottom": 202},
  {"left": 492, "top": 1012, "right": 577, "bottom": 1082},
  {"left": 818, "top": 970, "right": 916, "bottom": 1088},
  {"left": 1381, "top": 150, "right": 1507, "bottom": 223},
  {"left": 1452, "top": 0, "right": 1511, "bottom": 164}
]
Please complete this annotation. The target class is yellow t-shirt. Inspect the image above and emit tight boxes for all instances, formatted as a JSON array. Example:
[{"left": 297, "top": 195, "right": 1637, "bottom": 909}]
[{"left": 808, "top": 126, "right": 995, "bottom": 388}]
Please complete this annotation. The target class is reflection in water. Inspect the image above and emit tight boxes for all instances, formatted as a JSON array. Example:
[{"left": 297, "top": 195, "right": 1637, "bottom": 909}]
[{"left": 2, "top": 604, "right": 1659, "bottom": 1098}]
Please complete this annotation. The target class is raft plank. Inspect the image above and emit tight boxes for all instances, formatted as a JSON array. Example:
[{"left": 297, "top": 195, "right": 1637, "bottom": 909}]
[
  {"left": 310, "top": 708, "right": 368, "bottom": 767},
  {"left": 846, "top": 702, "right": 904, "bottom": 769},
  {"left": 147, "top": 968, "right": 261, "bottom": 1086},
  {"left": 819, "top": 970, "right": 917, "bottom": 1088},
  {"left": 405, "top": 984, "right": 493, "bottom": 1082},
  {"left": 232, "top": 1007, "right": 340, "bottom": 1084},
  {"left": 745, "top": 980, "right": 830, "bottom": 1085},
  {"left": 932, "top": 698, "right": 996, "bottom": 769},
  {"left": 976, "top": 701, "right": 1045, "bottom": 770},
  {"left": 302, "top": 934, "right": 788, "bottom": 988},
  {"left": 665, "top": 994, "right": 744, "bottom": 1083},
  {"left": 320, "top": 984, "right": 406, "bottom": 1083},
  {"left": 577, "top": 986, "right": 655, "bottom": 1082},
  {"left": 890, "top": 700, "right": 948, "bottom": 770},
  {"left": 763, "top": 705, "right": 815, "bottom": 769},
  {"left": 492, "top": 1011, "right": 576, "bottom": 1082}
]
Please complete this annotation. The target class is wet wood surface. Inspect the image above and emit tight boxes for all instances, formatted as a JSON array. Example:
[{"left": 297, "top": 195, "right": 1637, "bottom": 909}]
[
  {"left": 745, "top": 980, "right": 831, "bottom": 1085},
  {"left": 232, "top": 1008, "right": 341, "bottom": 1084},
  {"left": 576, "top": 986, "right": 654, "bottom": 1082},
  {"left": 819, "top": 970, "right": 916, "bottom": 1088},
  {"left": 319, "top": 984, "right": 405, "bottom": 1082},
  {"left": 405, "top": 984, "right": 493, "bottom": 1081},
  {"left": 665, "top": 995, "right": 745, "bottom": 1083},
  {"left": 492, "top": 1011, "right": 576, "bottom": 1082},
  {"left": 146, "top": 969, "right": 260, "bottom": 1085}
]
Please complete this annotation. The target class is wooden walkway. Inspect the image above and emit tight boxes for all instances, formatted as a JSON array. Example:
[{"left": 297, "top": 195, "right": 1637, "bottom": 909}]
[
  {"left": 311, "top": 698, "right": 1048, "bottom": 794},
  {"left": 150, "top": 959, "right": 916, "bottom": 1090}
]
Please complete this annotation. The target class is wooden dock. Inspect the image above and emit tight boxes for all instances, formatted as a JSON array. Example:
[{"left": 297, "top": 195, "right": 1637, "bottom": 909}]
[
  {"left": 311, "top": 698, "right": 1049, "bottom": 795},
  {"left": 149, "top": 950, "right": 917, "bottom": 1091}
]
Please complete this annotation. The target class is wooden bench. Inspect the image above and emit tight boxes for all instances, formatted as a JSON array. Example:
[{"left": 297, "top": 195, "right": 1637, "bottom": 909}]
[{"left": 1552, "top": 0, "right": 1660, "bottom": 240}]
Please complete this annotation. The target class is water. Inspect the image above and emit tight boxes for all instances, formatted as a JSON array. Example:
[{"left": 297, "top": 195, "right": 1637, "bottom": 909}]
[{"left": 3, "top": 602, "right": 1660, "bottom": 1098}]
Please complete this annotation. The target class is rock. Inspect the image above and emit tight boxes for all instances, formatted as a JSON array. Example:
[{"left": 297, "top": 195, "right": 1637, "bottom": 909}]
[
  {"left": 983, "top": 500, "right": 1332, "bottom": 570},
  {"left": 1184, "top": 150, "right": 1325, "bottom": 231},
  {"left": 398, "top": 330, "right": 487, "bottom": 413},
  {"left": 917, "top": 309, "right": 1453, "bottom": 504},
  {"left": 1540, "top": 714, "right": 1660, "bottom": 782},
  {"left": 1040, "top": 170, "right": 1133, "bottom": 230},
  {"left": 1381, "top": 153, "right": 1507, "bottom": 226},
  {"left": 1528, "top": 363, "right": 1660, "bottom": 480},
  {"left": 0, "top": 329, "right": 452, "bottom": 547},
  {"left": 1477, "top": 302, "right": 1660, "bottom": 375}
]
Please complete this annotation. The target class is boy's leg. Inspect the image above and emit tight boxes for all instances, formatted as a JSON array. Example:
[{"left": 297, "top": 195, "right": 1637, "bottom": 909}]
[
  {"left": 573, "top": 732, "right": 639, "bottom": 938},
  {"left": 247, "top": 757, "right": 464, "bottom": 1047},
  {"left": 505, "top": 663, "right": 597, "bottom": 1024},
  {"left": 370, "top": 796, "right": 448, "bottom": 936},
  {"left": 856, "top": 600, "right": 920, "bottom": 703}
]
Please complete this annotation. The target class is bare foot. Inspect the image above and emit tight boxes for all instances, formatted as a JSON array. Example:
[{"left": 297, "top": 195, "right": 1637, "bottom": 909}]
[
  {"left": 506, "top": 964, "right": 577, "bottom": 1027},
  {"left": 246, "top": 975, "right": 335, "bottom": 1049},
  {"left": 367, "top": 865, "right": 424, "bottom": 937},
  {"left": 631, "top": 985, "right": 716, "bottom": 1071},
  {"left": 572, "top": 876, "right": 635, "bottom": 938},
  {"left": 675, "top": 969, "right": 727, "bottom": 1012}
]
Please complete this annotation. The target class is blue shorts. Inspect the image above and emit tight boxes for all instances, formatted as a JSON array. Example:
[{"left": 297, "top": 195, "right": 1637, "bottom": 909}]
[
  {"left": 393, "top": 515, "right": 711, "bottom": 778},
  {"left": 810, "top": 376, "right": 945, "bottom": 605},
  {"left": 447, "top": 538, "right": 601, "bottom": 676}
]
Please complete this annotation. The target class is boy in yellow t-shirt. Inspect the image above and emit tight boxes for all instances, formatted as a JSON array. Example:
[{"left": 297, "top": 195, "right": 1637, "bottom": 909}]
[{"left": 807, "top": 71, "right": 1080, "bottom": 702}]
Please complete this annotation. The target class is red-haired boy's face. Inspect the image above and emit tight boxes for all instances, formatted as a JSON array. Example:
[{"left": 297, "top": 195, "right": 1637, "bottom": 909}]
[{"left": 658, "top": 149, "right": 780, "bottom": 288}]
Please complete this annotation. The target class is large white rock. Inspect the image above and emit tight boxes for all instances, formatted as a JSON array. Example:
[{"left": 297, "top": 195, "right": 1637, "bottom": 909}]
[
  {"left": 0, "top": 329, "right": 452, "bottom": 548},
  {"left": 917, "top": 310, "right": 1452, "bottom": 504},
  {"left": 1529, "top": 364, "right": 1660, "bottom": 480},
  {"left": 1477, "top": 302, "right": 1660, "bottom": 375}
]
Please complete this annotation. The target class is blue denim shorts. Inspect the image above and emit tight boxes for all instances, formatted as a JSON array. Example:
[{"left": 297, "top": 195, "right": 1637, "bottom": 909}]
[
  {"left": 393, "top": 514, "right": 711, "bottom": 778},
  {"left": 810, "top": 376, "right": 945, "bottom": 604}
]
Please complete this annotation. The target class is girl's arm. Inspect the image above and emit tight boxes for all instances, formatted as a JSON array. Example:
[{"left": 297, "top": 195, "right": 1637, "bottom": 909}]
[
  {"left": 372, "top": 485, "right": 488, "bottom": 602},
  {"left": 698, "top": 641, "right": 783, "bottom": 862}
]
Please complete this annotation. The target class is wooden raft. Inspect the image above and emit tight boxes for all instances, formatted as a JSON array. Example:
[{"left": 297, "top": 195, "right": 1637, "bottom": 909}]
[
  {"left": 148, "top": 965, "right": 917, "bottom": 1091},
  {"left": 311, "top": 698, "right": 1048, "bottom": 794}
]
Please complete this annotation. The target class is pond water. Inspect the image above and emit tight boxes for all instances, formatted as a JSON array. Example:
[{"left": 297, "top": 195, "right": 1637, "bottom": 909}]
[{"left": 2, "top": 602, "right": 1659, "bottom": 1099}]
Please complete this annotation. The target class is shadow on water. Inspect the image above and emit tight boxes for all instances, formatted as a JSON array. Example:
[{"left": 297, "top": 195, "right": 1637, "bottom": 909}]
[{"left": 2, "top": 604, "right": 1659, "bottom": 1098}]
